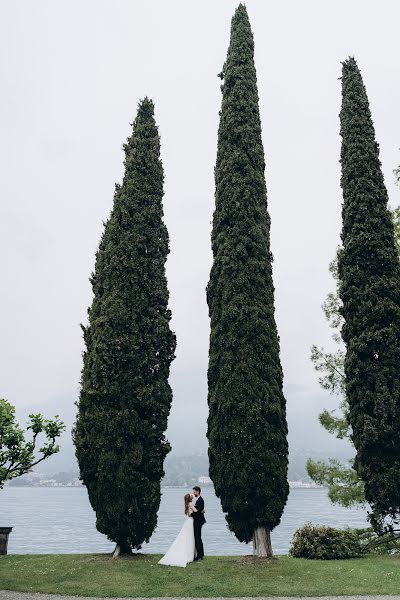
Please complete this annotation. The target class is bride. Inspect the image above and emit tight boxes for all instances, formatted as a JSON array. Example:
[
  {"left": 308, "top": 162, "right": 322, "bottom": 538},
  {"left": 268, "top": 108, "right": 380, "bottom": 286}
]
[{"left": 158, "top": 493, "right": 197, "bottom": 567}]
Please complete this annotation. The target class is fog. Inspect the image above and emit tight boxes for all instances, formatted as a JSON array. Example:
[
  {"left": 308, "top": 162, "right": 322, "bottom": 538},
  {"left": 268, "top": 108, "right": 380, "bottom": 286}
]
[{"left": 1, "top": 0, "right": 399, "bottom": 471}]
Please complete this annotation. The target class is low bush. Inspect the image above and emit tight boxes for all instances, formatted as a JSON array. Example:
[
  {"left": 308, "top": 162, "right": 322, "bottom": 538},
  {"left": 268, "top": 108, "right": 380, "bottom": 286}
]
[
  {"left": 356, "top": 527, "right": 400, "bottom": 555},
  {"left": 289, "top": 522, "right": 362, "bottom": 559}
]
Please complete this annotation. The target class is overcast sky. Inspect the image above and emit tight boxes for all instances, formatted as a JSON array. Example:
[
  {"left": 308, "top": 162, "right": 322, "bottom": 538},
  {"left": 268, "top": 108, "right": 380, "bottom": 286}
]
[{"left": 1, "top": 0, "right": 399, "bottom": 470}]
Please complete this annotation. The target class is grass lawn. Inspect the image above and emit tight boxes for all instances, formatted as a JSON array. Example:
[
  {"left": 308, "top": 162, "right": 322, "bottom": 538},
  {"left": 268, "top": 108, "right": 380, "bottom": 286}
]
[{"left": 1, "top": 553, "right": 400, "bottom": 597}]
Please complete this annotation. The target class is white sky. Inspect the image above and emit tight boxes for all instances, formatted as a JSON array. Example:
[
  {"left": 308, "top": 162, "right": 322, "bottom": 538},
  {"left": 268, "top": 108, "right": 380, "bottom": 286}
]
[{"left": 1, "top": 0, "right": 399, "bottom": 467}]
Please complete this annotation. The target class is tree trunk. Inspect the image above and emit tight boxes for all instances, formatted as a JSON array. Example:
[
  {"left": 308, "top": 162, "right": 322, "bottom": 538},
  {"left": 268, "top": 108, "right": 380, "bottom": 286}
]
[
  {"left": 0, "top": 527, "right": 12, "bottom": 556},
  {"left": 253, "top": 526, "right": 273, "bottom": 558},
  {"left": 112, "top": 541, "right": 132, "bottom": 558}
]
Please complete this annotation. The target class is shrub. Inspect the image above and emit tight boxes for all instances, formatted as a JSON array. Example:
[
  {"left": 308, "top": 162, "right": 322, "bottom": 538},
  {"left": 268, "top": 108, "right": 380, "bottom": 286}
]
[
  {"left": 289, "top": 522, "right": 362, "bottom": 559},
  {"left": 357, "top": 527, "right": 400, "bottom": 555}
]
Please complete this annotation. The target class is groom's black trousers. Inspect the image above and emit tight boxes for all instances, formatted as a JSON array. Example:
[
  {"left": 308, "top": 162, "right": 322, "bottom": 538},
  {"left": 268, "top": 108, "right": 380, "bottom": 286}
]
[{"left": 194, "top": 520, "right": 204, "bottom": 559}]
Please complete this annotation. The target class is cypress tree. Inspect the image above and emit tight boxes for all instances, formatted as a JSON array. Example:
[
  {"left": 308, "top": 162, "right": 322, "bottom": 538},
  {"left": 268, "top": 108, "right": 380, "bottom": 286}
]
[
  {"left": 207, "top": 4, "right": 289, "bottom": 557},
  {"left": 338, "top": 58, "right": 400, "bottom": 532},
  {"left": 73, "top": 98, "right": 176, "bottom": 553}
]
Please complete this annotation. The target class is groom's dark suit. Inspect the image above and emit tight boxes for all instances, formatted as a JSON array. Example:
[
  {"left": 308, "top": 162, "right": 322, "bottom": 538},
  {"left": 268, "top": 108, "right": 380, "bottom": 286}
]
[{"left": 191, "top": 496, "right": 206, "bottom": 559}]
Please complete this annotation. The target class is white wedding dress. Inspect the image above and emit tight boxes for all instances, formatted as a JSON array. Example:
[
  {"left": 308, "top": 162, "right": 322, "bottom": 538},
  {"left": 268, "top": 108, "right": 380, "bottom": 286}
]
[{"left": 158, "top": 503, "right": 196, "bottom": 567}]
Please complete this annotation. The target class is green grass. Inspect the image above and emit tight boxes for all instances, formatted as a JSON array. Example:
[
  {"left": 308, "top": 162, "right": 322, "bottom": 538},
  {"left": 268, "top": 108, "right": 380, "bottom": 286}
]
[{"left": 1, "top": 553, "right": 400, "bottom": 597}]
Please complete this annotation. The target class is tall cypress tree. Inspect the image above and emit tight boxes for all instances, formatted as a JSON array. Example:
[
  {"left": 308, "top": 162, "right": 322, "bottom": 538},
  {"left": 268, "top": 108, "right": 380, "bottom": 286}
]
[
  {"left": 207, "top": 4, "right": 288, "bottom": 557},
  {"left": 73, "top": 98, "right": 176, "bottom": 553},
  {"left": 338, "top": 58, "right": 400, "bottom": 532}
]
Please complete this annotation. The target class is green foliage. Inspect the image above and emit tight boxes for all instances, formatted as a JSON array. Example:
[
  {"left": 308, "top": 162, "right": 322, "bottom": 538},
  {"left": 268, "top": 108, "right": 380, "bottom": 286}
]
[
  {"left": 306, "top": 458, "right": 365, "bottom": 507},
  {"left": 306, "top": 455, "right": 363, "bottom": 508},
  {"left": 73, "top": 99, "right": 176, "bottom": 551},
  {"left": 338, "top": 58, "right": 400, "bottom": 532},
  {"left": 309, "top": 252, "right": 353, "bottom": 501},
  {"left": 356, "top": 527, "right": 400, "bottom": 555},
  {"left": 392, "top": 206, "right": 400, "bottom": 255},
  {"left": 318, "top": 407, "right": 349, "bottom": 439},
  {"left": 0, "top": 398, "right": 65, "bottom": 489},
  {"left": 207, "top": 4, "right": 288, "bottom": 545},
  {"left": 310, "top": 345, "right": 346, "bottom": 399},
  {"left": 289, "top": 523, "right": 362, "bottom": 560},
  {"left": 310, "top": 254, "right": 346, "bottom": 399}
]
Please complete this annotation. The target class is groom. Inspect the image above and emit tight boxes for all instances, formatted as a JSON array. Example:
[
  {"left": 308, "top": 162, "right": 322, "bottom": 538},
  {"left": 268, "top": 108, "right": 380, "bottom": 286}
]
[{"left": 191, "top": 486, "right": 206, "bottom": 561}]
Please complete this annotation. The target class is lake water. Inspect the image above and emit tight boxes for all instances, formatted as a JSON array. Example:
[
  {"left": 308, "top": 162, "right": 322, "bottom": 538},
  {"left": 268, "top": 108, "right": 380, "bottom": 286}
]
[{"left": 0, "top": 486, "right": 368, "bottom": 555}]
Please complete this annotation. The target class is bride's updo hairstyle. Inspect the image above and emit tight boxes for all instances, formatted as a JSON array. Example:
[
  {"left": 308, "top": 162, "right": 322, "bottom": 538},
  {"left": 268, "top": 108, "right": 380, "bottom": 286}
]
[{"left": 184, "top": 493, "right": 191, "bottom": 515}]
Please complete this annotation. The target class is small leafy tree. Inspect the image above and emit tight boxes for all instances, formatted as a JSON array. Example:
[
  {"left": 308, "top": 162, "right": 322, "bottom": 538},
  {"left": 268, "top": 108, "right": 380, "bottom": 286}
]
[
  {"left": 0, "top": 398, "right": 65, "bottom": 489},
  {"left": 308, "top": 253, "right": 365, "bottom": 507}
]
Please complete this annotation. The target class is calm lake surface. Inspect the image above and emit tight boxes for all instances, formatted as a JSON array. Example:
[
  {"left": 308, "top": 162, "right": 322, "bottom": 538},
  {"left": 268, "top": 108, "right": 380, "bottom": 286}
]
[{"left": 0, "top": 486, "right": 367, "bottom": 555}]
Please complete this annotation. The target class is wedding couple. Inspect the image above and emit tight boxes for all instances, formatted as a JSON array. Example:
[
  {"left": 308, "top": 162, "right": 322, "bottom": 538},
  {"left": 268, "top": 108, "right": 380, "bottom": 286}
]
[{"left": 159, "top": 486, "right": 206, "bottom": 567}]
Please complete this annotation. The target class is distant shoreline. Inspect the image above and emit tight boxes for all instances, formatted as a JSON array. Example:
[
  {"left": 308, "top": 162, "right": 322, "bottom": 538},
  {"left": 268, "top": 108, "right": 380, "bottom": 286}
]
[{"left": 5, "top": 482, "right": 324, "bottom": 490}]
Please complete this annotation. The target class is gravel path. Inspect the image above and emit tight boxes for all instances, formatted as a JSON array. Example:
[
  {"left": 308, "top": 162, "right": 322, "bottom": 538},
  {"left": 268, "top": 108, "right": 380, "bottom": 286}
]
[{"left": 1, "top": 593, "right": 400, "bottom": 600}]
